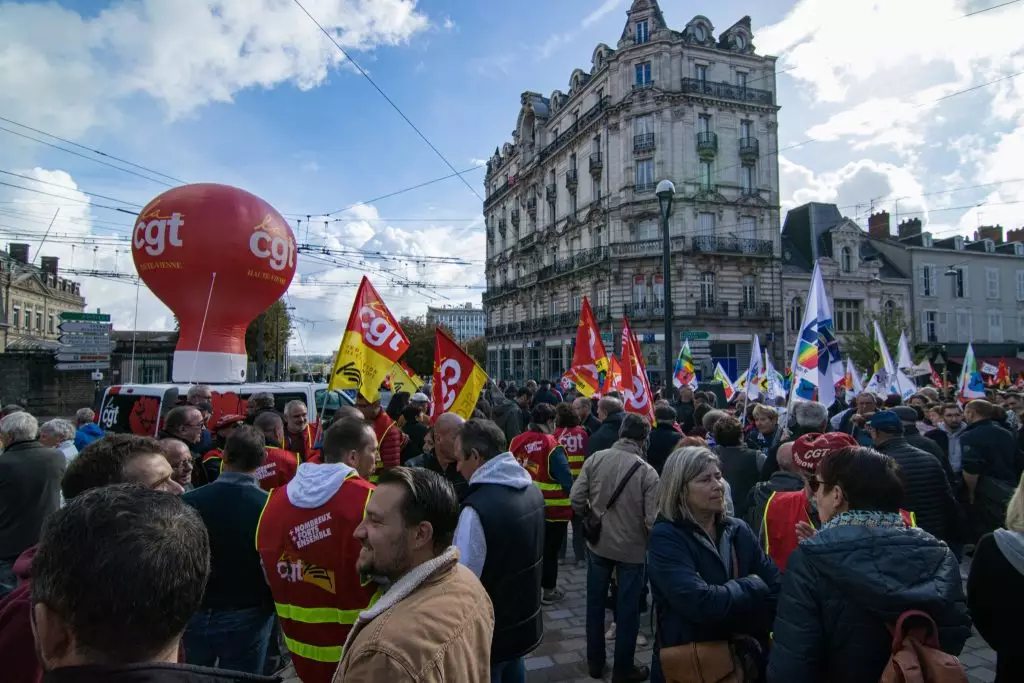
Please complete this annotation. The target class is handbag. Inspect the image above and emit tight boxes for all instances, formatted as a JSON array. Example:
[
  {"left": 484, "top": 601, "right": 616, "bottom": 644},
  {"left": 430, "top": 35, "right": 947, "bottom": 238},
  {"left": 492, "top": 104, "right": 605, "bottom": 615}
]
[
  {"left": 658, "top": 547, "right": 749, "bottom": 683},
  {"left": 581, "top": 459, "right": 643, "bottom": 544}
]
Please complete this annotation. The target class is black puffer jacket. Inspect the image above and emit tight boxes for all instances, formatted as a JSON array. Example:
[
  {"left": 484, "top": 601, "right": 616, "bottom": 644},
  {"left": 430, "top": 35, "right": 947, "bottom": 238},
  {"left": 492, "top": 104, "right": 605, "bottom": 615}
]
[
  {"left": 647, "top": 423, "right": 682, "bottom": 475},
  {"left": 715, "top": 445, "right": 762, "bottom": 519},
  {"left": 767, "top": 521, "right": 972, "bottom": 683},
  {"left": 875, "top": 437, "right": 958, "bottom": 541},
  {"left": 586, "top": 411, "right": 625, "bottom": 457},
  {"left": 961, "top": 419, "right": 1020, "bottom": 484}
]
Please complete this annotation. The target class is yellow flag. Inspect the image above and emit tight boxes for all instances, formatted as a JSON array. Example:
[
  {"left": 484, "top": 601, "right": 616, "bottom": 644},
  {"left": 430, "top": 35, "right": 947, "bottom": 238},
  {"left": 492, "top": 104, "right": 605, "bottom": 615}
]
[{"left": 390, "top": 361, "right": 424, "bottom": 395}]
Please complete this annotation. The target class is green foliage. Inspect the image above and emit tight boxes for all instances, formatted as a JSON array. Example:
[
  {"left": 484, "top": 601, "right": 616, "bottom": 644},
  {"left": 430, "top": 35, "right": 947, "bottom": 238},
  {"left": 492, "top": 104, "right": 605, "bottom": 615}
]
[
  {"left": 398, "top": 316, "right": 454, "bottom": 378},
  {"left": 843, "top": 309, "right": 911, "bottom": 372},
  {"left": 245, "top": 299, "right": 292, "bottom": 367},
  {"left": 464, "top": 336, "right": 486, "bottom": 367}
]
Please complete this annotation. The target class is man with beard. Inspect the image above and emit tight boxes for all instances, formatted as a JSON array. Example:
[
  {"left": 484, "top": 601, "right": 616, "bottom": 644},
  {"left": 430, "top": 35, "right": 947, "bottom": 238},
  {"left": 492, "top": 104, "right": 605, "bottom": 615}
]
[
  {"left": 256, "top": 416, "right": 379, "bottom": 683},
  {"left": 334, "top": 467, "right": 493, "bottom": 682}
]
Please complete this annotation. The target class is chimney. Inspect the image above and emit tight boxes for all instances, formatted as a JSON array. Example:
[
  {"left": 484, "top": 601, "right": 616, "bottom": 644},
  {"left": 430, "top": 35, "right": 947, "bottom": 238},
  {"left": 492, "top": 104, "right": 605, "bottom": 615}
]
[
  {"left": 40, "top": 256, "right": 58, "bottom": 278},
  {"left": 1008, "top": 227, "right": 1024, "bottom": 244},
  {"left": 8, "top": 243, "right": 29, "bottom": 264},
  {"left": 867, "top": 211, "right": 890, "bottom": 240},
  {"left": 974, "top": 225, "right": 1004, "bottom": 244},
  {"left": 897, "top": 217, "right": 922, "bottom": 239}
]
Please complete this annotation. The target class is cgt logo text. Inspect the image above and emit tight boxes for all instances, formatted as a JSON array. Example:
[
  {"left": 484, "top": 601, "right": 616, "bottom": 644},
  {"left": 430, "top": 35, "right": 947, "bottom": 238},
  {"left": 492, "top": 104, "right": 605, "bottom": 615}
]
[
  {"left": 277, "top": 552, "right": 336, "bottom": 594},
  {"left": 249, "top": 215, "right": 296, "bottom": 272},
  {"left": 134, "top": 212, "right": 184, "bottom": 257}
]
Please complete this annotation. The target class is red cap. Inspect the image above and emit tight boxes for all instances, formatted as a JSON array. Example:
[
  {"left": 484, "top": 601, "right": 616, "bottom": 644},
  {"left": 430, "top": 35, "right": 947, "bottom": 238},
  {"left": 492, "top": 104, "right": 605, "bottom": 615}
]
[
  {"left": 214, "top": 414, "right": 246, "bottom": 431},
  {"left": 792, "top": 432, "right": 857, "bottom": 472}
]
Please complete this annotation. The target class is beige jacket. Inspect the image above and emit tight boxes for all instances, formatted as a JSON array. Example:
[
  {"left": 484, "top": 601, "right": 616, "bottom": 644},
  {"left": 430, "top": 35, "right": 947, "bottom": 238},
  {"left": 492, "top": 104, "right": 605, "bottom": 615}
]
[
  {"left": 333, "top": 546, "right": 494, "bottom": 683},
  {"left": 570, "top": 438, "right": 660, "bottom": 564}
]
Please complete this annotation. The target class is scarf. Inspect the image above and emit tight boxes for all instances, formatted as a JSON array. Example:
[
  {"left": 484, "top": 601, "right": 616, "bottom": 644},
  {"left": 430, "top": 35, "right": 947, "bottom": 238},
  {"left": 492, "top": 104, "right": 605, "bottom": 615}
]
[{"left": 822, "top": 509, "right": 907, "bottom": 532}]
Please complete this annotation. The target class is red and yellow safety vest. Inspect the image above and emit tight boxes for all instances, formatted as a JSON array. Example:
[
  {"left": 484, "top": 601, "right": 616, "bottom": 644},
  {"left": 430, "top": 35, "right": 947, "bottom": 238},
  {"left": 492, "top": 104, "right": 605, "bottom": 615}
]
[
  {"left": 286, "top": 423, "right": 320, "bottom": 463},
  {"left": 555, "top": 426, "right": 588, "bottom": 477},
  {"left": 255, "top": 472, "right": 379, "bottom": 683},
  {"left": 255, "top": 447, "right": 300, "bottom": 492},
  {"left": 510, "top": 430, "right": 572, "bottom": 522},
  {"left": 368, "top": 413, "right": 399, "bottom": 484}
]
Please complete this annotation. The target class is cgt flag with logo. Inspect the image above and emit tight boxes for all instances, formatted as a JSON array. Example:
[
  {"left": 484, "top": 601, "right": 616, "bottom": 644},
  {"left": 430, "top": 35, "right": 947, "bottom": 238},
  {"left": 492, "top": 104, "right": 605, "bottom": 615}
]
[
  {"left": 620, "top": 317, "right": 655, "bottom": 423},
  {"left": 329, "top": 276, "right": 409, "bottom": 402},
  {"left": 389, "top": 361, "right": 424, "bottom": 395},
  {"left": 431, "top": 328, "right": 488, "bottom": 421},
  {"left": 567, "top": 297, "right": 609, "bottom": 397},
  {"left": 603, "top": 354, "right": 625, "bottom": 394}
]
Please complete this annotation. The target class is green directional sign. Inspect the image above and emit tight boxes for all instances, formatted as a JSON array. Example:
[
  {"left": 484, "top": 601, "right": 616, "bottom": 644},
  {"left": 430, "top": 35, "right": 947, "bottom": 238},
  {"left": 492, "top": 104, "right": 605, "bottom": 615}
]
[
  {"left": 60, "top": 312, "right": 111, "bottom": 322},
  {"left": 679, "top": 330, "right": 710, "bottom": 340},
  {"left": 600, "top": 332, "right": 614, "bottom": 346}
]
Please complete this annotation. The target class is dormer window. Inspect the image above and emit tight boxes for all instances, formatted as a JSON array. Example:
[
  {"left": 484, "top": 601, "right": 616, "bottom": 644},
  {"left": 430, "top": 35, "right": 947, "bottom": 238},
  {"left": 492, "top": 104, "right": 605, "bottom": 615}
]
[
  {"left": 1014, "top": 243, "right": 1024, "bottom": 256},
  {"left": 984, "top": 239, "right": 995, "bottom": 253},
  {"left": 922, "top": 233, "right": 933, "bottom": 248},
  {"left": 635, "top": 20, "right": 649, "bottom": 45},
  {"left": 841, "top": 246, "right": 853, "bottom": 273},
  {"left": 954, "top": 236, "right": 965, "bottom": 251},
  {"left": 692, "top": 24, "right": 707, "bottom": 42}
]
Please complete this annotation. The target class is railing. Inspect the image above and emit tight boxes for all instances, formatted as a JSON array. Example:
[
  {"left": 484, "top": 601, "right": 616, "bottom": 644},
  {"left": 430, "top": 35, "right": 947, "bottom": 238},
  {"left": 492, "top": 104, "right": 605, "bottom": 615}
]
[
  {"left": 553, "top": 311, "right": 578, "bottom": 327},
  {"left": 696, "top": 181, "right": 718, "bottom": 193},
  {"left": 691, "top": 235, "right": 773, "bottom": 256},
  {"left": 739, "top": 137, "right": 759, "bottom": 158},
  {"left": 518, "top": 232, "right": 536, "bottom": 249},
  {"left": 695, "top": 301, "right": 729, "bottom": 317},
  {"left": 589, "top": 152, "right": 603, "bottom": 173},
  {"left": 537, "top": 95, "right": 611, "bottom": 163},
  {"left": 634, "top": 182, "right": 656, "bottom": 194},
  {"left": 739, "top": 186, "right": 760, "bottom": 198},
  {"left": 519, "top": 269, "right": 538, "bottom": 287},
  {"left": 482, "top": 282, "right": 517, "bottom": 302},
  {"left": 681, "top": 77, "right": 775, "bottom": 106},
  {"left": 739, "top": 302, "right": 771, "bottom": 318},
  {"left": 611, "top": 239, "right": 661, "bottom": 257},
  {"left": 545, "top": 184, "right": 557, "bottom": 202},
  {"left": 632, "top": 80, "right": 655, "bottom": 90},
  {"left": 696, "top": 131, "right": 718, "bottom": 157},
  {"left": 510, "top": 209, "right": 520, "bottom": 226},
  {"left": 629, "top": 303, "right": 667, "bottom": 319},
  {"left": 592, "top": 305, "right": 610, "bottom": 322},
  {"left": 634, "top": 133, "right": 655, "bottom": 152},
  {"left": 566, "top": 168, "right": 578, "bottom": 187},
  {"left": 483, "top": 173, "right": 520, "bottom": 210},
  {"left": 534, "top": 246, "right": 608, "bottom": 283}
]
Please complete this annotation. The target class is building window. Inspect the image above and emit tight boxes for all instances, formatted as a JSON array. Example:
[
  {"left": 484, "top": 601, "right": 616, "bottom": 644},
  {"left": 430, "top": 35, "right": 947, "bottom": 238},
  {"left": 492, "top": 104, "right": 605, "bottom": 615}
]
[
  {"left": 635, "top": 20, "right": 649, "bottom": 44},
  {"left": 953, "top": 266, "right": 968, "bottom": 298},
  {"left": 596, "top": 285, "right": 608, "bottom": 309},
  {"left": 740, "top": 164, "right": 755, "bottom": 194},
  {"left": 635, "top": 159, "right": 654, "bottom": 190},
  {"left": 921, "top": 264, "right": 936, "bottom": 297},
  {"left": 834, "top": 299, "right": 862, "bottom": 332},
  {"left": 11, "top": 304, "right": 19, "bottom": 329},
  {"left": 635, "top": 61, "right": 651, "bottom": 87},
  {"left": 924, "top": 311, "right": 939, "bottom": 342},
  {"left": 652, "top": 275, "right": 664, "bottom": 307},
  {"left": 956, "top": 309, "right": 971, "bottom": 343},
  {"left": 788, "top": 297, "right": 803, "bottom": 331},
  {"left": 697, "top": 212, "right": 714, "bottom": 239},
  {"left": 742, "top": 275, "right": 757, "bottom": 307},
  {"left": 632, "top": 275, "right": 647, "bottom": 306},
  {"left": 48, "top": 314, "right": 54, "bottom": 334},
  {"left": 638, "top": 219, "right": 657, "bottom": 241},
  {"left": 700, "top": 161, "right": 714, "bottom": 190},
  {"left": 740, "top": 119, "right": 752, "bottom": 139},
  {"left": 883, "top": 299, "right": 896, "bottom": 323},
  {"left": 740, "top": 215, "right": 756, "bottom": 238},
  {"left": 700, "top": 272, "right": 715, "bottom": 306},
  {"left": 570, "top": 291, "right": 582, "bottom": 314},
  {"left": 985, "top": 267, "right": 1000, "bottom": 299},
  {"left": 737, "top": 71, "right": 748, "bottom": 88},
  {"left": 841, "top": 246, "right": 853, "bottom": 273},
  {"left": 592, "top": 176, "right": 601, "bottom": 202},
  {"left": 569, "top": 192, "right": 577, "bottom": 216},
  {"left": 695, "top": 64, "right": 707, "bottom": 82},
  {"left": 988, "top": 310, "right": 1004, "bottom": 342},
  {"left": 24, "top": 307, "right": 32, "bottom": 330},
  {"left": 698, "top": 114, "right": 711, "bottom": 133},
  {"left": 1017, "top": 270, "right": 1024, "bottom": 301},
  {"left": 633, "top": 114, "right": 653, "bottom": 137}
]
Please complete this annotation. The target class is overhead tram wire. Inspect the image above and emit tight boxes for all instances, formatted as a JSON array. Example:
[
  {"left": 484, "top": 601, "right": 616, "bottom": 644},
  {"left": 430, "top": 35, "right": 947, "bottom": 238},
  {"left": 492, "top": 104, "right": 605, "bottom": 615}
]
[
  {"left": 0, "top": 170, "right": 144, "bottom": 209},
  {"left": 290, "top": 0, "right": 482, "bottom": 203},
  {"left": 0, "top": 180, "right": 140, "bottom": 215}
]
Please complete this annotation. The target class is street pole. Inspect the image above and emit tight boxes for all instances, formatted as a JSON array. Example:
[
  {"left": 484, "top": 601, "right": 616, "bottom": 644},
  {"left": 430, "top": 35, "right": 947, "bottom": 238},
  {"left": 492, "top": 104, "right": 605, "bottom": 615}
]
[{"left": 657, "top": 180, "right": 676, "bottom": 398}]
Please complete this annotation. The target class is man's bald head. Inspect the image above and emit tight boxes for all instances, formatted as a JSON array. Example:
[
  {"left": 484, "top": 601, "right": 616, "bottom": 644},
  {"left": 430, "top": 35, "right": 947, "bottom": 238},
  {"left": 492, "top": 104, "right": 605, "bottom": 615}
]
[
  {"left": 597, "top": 396, "right": 623, "bottom": 421},
  {"left": 776, "top": 442, "right": 796, "bottom": 474},
  {"left": 433, "top": 413, "right": 465, "bottom": 464},
  {"left": 253, "top": 411, "right": 284, "bottom": 447}
]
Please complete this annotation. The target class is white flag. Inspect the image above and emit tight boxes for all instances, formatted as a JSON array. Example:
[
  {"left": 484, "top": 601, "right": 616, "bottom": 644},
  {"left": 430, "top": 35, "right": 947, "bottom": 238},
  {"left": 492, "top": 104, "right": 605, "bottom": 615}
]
[{"left": 745, "top": 335, "right": 763, "bottom": 401}]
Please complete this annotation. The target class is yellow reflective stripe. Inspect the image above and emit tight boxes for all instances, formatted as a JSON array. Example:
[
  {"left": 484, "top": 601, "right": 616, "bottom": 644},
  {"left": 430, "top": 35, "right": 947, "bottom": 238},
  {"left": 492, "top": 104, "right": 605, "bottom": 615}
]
[
  {"left": 283, "top": 634, "right": 342, "bottom": 663},
  {"left": 254, "top": 491, "right": 273, "bottom": 552},
  {"left": 534, "top": 481, "right": 562, "bottom": 491},
  {"left": 567, "top": 455, "right": 584, "bottom": 463},
  {"left": 544, "top": 499, "right": 571, "bottom": 507},
  {"left": 761, "top": 491, "right": 777, "bottom": 554},
  {"left": 275, "top": 602, "right": 360, "bottom": 624}
]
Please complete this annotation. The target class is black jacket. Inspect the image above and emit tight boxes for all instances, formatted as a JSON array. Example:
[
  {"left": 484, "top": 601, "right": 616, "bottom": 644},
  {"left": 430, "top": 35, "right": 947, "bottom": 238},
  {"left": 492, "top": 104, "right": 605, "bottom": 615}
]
[
  {"left": 400, "top": 421, "right": 429, "bottom": 465},
  {"left": 583, "top": 413, "right": 601, "bottom": 436},
  {"left": 647, "top": 423, "right": 682, "bottom": 475},
  {"left": 744, "top": 471, "right": 805, "bottom": 530},
  {"left": 875, "top": 437, "right": 958, "bottom": 541},
  {"left": 961, "top": 419, "right": 1020, "bottom": 484},
  {"left": 967, "top": 530, "right": 1024, "bottom": 682},
  {"left": 715, "top": 445, "right": 762, "bottom": 519},
  {"left": 489, "top": 398, "right": 523, "bottom": 444},
  {"left": 43, "top": 663, "right": 279, "bottom": 683},
  {"left": 906, "top": 430, "right": 960, "bottom": 492},
  {"left": 767, "top": 522, "right": 972, "bottom": 683},
  {"left": 531, "top": 388, "right": 560, "bottom": 407},
  {"left": 670, "top": 401, "right": 696, "bottom": 434},
  {"left": 405, "top": 451, "right": 468, "bottom": 501},
  {"left": 586, "top": 411, "right": 625, "bottom": 457},
  {"left": 0, "top": 441, "right": 65, "bottom": 561}
]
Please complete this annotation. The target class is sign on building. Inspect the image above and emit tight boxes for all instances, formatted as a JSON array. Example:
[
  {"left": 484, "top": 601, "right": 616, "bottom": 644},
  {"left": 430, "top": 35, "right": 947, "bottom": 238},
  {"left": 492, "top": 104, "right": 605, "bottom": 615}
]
[{"left": 56, "top": 312, "right": 113, "bottom": 372}]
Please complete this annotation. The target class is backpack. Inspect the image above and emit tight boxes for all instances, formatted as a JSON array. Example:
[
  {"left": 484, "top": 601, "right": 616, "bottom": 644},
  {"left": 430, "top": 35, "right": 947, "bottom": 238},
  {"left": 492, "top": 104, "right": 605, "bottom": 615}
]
[{"left": 879, "top": 611, "right": 967, "bottom": 683}]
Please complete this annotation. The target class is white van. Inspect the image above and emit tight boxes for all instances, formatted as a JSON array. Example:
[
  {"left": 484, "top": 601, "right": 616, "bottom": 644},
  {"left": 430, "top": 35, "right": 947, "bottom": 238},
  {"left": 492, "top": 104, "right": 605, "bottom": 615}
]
[{"left": 97, "top": 381, "right": 353, "bottom": 437}]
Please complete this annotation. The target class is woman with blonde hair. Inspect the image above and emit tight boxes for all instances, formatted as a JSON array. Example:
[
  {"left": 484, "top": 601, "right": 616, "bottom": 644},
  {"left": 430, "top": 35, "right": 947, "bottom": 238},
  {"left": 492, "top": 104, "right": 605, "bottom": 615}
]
[
  {"left": 648, "top": 446, "right": 779, "bottom": 683},
  {"left": 968, "top": 471, "right": 1024, "bottom": 681}
]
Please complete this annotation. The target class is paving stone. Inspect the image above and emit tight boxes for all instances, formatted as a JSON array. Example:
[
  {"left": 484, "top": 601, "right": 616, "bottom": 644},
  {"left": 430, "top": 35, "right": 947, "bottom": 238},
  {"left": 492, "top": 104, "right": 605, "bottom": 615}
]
[
  {"left": 562, "top": 626, "right": 586, "bottom": 637},
  {"left": 966, "top": 667, "right": 996, "bottom": 683},
  {"left": 524, "top": 655, "right": 554, "bottom": 671},
  {"left": 544, "top": 618, "right": 571, "bottom": 631},
  {"left": 546, "top": 609, "right": 575, "bottom": 620},
  {"left": 554, "top": 651, "right": 583, "bottom": 664},
  {"left": 558, "top": 637, "right": 588, "bottom": 651}
]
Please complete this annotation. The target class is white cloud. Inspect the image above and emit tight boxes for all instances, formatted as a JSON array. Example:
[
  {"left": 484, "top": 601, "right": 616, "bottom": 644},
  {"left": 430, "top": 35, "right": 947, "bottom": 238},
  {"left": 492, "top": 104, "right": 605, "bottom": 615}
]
[
  {"left": 0, "top": 0, "right": 431, "bottom": 137},
  {"left": 443, "top": 16, "right": 456, "bottom": 31},
  {"left": 582, "top": 0, "right": 623, "bottom": 29}
]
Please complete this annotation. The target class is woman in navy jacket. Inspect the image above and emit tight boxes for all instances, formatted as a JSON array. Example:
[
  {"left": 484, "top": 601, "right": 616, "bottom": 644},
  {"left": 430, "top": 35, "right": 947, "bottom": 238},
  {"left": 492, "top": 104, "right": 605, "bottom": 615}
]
[{"left": 648, "top": 446, "right": 781, "bottom": 683}]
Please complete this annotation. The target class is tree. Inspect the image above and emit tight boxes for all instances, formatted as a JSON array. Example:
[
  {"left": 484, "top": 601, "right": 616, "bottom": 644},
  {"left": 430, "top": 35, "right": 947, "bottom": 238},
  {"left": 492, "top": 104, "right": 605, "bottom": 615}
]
[
  {"left": 245, "top": 299, "right": 293, "bottom": 379},
  {"left": 844, "top": 309, "right": 909, "bottom": 373},
  {"left": 397, "top": 316, "right": 455, "bottom": 378},
  {"left": 464, "top": 336, "right": 486, "bottom": 367}
]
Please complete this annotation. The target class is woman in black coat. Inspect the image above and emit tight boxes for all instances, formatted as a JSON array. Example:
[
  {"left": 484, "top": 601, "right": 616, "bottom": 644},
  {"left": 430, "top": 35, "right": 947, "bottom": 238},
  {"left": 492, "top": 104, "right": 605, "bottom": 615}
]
[
  {"left": 968, "top": 472, "right": 1024, "bottom": 682},
  {"left": 648, "top": 446, "right": 780, "bottom": 683},
  {"left": 767, "top": 447, "right": 972, "bottom": 683}
]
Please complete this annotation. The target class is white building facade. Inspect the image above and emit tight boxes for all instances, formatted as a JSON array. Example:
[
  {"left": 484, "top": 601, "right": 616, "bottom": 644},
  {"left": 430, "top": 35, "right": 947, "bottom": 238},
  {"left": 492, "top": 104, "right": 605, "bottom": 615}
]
[
  {"left": 426, "top": 304, "right": 486, "bottom": 342},
  {"left": 483, "top": 0, "right": 783, "bottom": 385}
]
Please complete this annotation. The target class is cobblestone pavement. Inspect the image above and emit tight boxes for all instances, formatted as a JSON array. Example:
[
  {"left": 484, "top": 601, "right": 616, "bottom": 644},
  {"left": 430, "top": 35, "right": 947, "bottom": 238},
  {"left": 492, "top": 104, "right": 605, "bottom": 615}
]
[{"left": 278, "top": 552, "right": 1000, "bottom": 683}]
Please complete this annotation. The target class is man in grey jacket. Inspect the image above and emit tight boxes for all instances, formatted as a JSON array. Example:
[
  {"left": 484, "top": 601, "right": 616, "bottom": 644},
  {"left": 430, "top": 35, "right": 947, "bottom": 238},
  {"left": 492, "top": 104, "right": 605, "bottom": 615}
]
[{"left": 571, "top": 413, "right": 660, "bottom": 683}]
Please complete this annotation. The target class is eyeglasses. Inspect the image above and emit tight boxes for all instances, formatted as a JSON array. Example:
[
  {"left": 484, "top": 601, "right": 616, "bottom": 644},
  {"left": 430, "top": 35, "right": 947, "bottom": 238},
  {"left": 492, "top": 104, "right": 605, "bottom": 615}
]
[{"left": 807, "top": 477, "right": 824, "bottom": 493}]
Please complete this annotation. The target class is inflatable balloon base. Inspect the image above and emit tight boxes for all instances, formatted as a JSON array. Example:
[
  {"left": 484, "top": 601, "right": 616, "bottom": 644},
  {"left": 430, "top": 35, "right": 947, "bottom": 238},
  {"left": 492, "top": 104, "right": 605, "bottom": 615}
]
[{"left": 173, "top": 350, "right": 247, "bottom": 384}]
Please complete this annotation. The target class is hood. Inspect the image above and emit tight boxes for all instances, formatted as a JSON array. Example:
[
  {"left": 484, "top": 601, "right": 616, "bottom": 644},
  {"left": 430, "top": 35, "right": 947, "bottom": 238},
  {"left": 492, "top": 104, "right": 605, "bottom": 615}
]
[
  {"left": 286, "top": 462, "right": 356, "bottom": 508},
  {"left": 800, "top": 524, "right": 962, "bottom": 621},
  {"left": 469, "top": 452, "right": 532, "bottom": 489},
  {"left": 994, "top": 529, "right": 1024, "bottom": 576},
  {"left": 13, "top": 544, "right": 36, "bottom": 579}
]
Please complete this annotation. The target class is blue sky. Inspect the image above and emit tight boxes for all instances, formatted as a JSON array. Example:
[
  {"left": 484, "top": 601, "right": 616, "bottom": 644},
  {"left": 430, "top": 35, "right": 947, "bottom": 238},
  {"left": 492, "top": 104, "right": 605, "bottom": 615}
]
[{"left": 1, "top": 0, "right": 1022, "bottom": 353}]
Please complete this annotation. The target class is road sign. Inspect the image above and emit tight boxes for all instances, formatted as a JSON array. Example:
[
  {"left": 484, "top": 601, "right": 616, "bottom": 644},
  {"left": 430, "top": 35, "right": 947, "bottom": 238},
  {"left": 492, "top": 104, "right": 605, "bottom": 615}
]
[
  {"left": 56, "top": 362, "right": 110, "bottom": 371},
  {"left": 59, "top": 344, "right": 115, "bottom": 355},
  {"left": 56, "top": 353, "right": 112, "bottom": 363},
  {"left": 679, "top": 330, "right": 710, "bottom": 340},
  {"left": 59, "top": 321, "right": 113, "bottom": 334},
  {"left": 60, "top": 312, "right": 111, "bottom": 322}
]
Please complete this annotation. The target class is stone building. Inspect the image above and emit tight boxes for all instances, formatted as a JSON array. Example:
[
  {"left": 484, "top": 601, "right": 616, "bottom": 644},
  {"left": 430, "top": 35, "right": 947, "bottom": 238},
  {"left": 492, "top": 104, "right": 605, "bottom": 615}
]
[
  {"left": 780, "top": 204, "right": 912, "bottom": 358},
  {"left": 483, "top": 0, "right": 782, "bottom": 385},
  {"left": 426, "top": 303, "right": 486, "bottom": 342},
  {"left": 1, "top": 242, "right": 86, "bottom": 353}
]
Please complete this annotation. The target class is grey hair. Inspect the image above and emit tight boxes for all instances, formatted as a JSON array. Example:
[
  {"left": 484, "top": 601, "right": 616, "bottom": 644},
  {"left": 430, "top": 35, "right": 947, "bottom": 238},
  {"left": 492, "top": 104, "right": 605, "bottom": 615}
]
[
  {"left": 657, "top": 446, "right": 723, "bottom": 524},
  {"left": 186, "top": 384, "right": 211, "bottom": 400},
  {"left": 74, "top": 407, "right": 95, "bottom": 426},
  {"left": 618, "top": 413, "right": 652, "bottom": 442},
  {"left": 40, "top": 418, "right": 75, "bottom": 442},
  {"left": 792, "top": 401, "right": 828, "bottom": 429},
  {"left": 1, "top": 411, "right": 39, "bottom": 442},
  {"left": 597, "top": 395, "right": 623, "bottom": 415},
  {"left": 249, "top": 392, "right": 275, "bottom": 409},
  {"left": 701, "top": 409, "right": 729, "bottom": 432},
  {"left": 283, "top": 400, "right": 307, "bottom": 417}
]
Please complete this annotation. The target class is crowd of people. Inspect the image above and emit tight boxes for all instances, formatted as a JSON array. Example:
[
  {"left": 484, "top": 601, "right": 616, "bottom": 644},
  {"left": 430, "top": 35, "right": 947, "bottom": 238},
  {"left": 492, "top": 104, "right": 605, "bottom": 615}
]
[{"left": 0, "top": 376, "right": 1022, "bottom": 683}]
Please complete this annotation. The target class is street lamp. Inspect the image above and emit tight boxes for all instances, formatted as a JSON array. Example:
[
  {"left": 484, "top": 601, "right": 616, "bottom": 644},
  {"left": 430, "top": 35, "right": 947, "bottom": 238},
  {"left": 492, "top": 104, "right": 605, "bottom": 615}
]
[{"left": 657, "top": 179, "right": 676, "bottom": 396}]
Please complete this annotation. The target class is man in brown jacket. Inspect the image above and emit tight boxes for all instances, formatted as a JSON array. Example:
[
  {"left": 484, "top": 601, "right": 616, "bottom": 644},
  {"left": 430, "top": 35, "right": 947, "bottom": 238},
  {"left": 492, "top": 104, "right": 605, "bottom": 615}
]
[
  {"left": 570, "top": 413, "right": 660, "bottom": 683},
  {"left": 334, "top": 466, "right": 494, "bottom": 682}
]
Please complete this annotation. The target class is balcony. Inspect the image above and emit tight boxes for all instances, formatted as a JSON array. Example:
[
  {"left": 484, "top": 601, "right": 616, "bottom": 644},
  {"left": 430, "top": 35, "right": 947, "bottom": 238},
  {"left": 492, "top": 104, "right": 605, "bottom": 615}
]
[
  {"left": 566, "top": 168, "right": 578, "bottom": 190},
  {"left": 545, "top": 184, "right": 557, "bottom": 202},
  {"left": 691, "top": 235, "right": 773, "bottom": 257},
  {"left": 518, "top": 232, "right": 536, "bottom": 250},
  {"left": 634, "top": 133, "right": 655, "bottom": 152},
  {"left": 696, "top": 131, "right": 718, "bottom": 159},
  {"left": 629, "top": 302, "right": 667, "bottom": 319},
  {"left": 610, "top": 236, "right": 686, "bottom": 258},
  {"left": 589, "top": 152, "right": 603, "bottom": 175},
  {"left": 553, "top": 311, "right": 578, "bottom": 327},
  {"left": 483, "top": 173, "right": 520, "bottom": 210},
  {"left": 632, "top": 80, "right": 654, "bottom": 90},
  {"left": 680, "top": 77, "right": 775, "bottom": 106},
  {"left": 526, "top": 196, "right": 537, "bottom": 218},
  {"left": 482, "top": 282, "right": 517, "bottom": 302},
  {"left": 739, "top": 137, "right": 759, "bottom": 159},
  {"left": 738, "top": 302, "right": 771, "bottom": 319},
  {"left": 592, "top": 305, "right": 611, "bottom": 322},
  {"left": 537, "top": 95, "right": 611, "bottom": 163},
  {"left": 695, "top": 301, "right": 729, "bottom": 318},
  {"left": 536, "top": 246, "right": 608, "bottom": 283},
  {"left": 510, "top": 209, "right": 520, "bottom": 226},
  {"left": 497, "top": 218, "right": 507, "bottom": 234},
  {"left": 634, "top": 182, "right": 656, "bottom": 195}
]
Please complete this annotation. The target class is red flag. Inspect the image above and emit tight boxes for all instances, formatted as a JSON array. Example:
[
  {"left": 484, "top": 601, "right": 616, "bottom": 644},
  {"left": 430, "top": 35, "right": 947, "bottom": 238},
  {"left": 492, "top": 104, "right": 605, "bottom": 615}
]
[
  {"left": 567, "top": 297, "right": 609, "bottom": 397},
  {"left": 996, "top": 359, "right": 1011, "bottom": 389},
  {"left": 603, "top": 354, "right": 625, "bottom": 394},
  {"left": 430, "top": 328, "right": 488, "bottom": 422},
  {"left": 620, "top": 317, "right": 654, "bottom": 423}
]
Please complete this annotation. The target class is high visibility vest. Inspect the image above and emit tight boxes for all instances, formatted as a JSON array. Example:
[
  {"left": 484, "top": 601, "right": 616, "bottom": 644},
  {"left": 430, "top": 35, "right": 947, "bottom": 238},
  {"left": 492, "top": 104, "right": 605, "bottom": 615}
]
[
  {"left": 555, "top": 426, "right": 588, "bottom": 477},
  {"left": 368, "top": 414, "right": 398, "bottom": 484},
  {"left": 510, "top": 430, "right": 572, "bottom": 522},
  {"left": 255, "top": 472, "right": 379, "bottom": 683},
  {"left": 286, "top": 424, "right": 319, "bottom": 463},
  {"left": 255, "top": 447, "right": 300, "bottom": 492},
  {"left": 201, "top": 448, "right": 223, "bottom": 468}
]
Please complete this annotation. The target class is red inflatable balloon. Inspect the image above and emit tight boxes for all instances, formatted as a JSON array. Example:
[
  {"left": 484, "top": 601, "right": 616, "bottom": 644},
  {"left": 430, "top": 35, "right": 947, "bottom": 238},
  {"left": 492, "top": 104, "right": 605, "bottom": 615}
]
[{"left": 132, "top": 184, "right": 296, "bottom": 383}]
